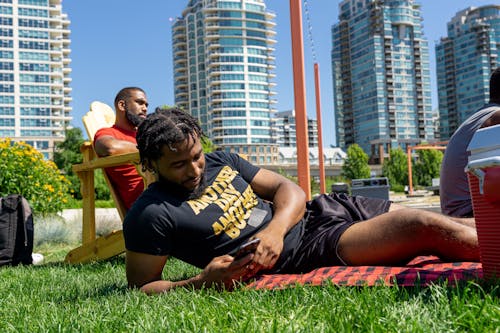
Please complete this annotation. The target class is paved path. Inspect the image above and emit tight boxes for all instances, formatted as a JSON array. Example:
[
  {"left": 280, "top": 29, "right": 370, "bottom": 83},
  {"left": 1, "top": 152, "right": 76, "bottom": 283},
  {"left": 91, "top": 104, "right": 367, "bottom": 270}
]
[{"left": 390, "top": 192, "right": 441, "bottom": 213}]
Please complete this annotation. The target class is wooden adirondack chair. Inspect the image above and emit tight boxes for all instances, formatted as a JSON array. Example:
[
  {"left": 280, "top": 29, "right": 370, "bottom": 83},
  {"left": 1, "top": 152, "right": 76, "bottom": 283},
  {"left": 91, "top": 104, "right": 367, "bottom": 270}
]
[{"left": 65, "top": 101, "right": 143, "bottom": 264}]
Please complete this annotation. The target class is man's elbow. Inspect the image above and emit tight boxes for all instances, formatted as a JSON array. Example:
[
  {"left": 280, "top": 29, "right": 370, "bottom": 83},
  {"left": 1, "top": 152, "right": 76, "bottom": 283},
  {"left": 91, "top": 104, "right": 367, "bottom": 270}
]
[
  {"left": 128, "top": 279, "right": 157, "bottom": 295},
  {"left": 289, "top": 180, "right": 307, "bottom": 202}
]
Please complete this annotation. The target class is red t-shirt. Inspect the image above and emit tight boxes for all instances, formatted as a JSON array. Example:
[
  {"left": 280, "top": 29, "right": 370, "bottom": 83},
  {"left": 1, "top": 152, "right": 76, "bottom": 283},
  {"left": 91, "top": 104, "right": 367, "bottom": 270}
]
[{"left": 94, "top": 125, "right": 144, "bottom": 210}]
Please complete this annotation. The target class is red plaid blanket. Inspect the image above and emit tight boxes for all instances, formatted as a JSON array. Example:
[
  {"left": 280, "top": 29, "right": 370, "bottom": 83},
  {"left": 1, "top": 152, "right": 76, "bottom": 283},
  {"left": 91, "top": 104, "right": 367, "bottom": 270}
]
[{"left": 246, "top": 256, "right": 482, "bottom": 290}]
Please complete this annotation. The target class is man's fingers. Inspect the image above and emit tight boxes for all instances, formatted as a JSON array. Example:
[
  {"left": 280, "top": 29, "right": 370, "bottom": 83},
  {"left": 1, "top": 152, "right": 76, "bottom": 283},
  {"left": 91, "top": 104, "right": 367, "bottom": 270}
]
[{"left": 253, "top": 248, "right": 279, "bottom": 269}]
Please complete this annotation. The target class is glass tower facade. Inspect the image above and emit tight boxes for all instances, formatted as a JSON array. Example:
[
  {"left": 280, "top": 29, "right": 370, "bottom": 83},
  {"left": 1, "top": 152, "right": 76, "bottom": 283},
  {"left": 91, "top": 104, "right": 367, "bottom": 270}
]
[
  {"left": 436, "top": 5, "right": 500, "bottom": 140},
  {"left": 331, "top": 0, "right": 433, "bottom": 161},
  {"left": 172, "top": 0, "right": 278, "bottom": 165},
  {"left": 0, "top": 0, "right": 71, "bottom": 159}
]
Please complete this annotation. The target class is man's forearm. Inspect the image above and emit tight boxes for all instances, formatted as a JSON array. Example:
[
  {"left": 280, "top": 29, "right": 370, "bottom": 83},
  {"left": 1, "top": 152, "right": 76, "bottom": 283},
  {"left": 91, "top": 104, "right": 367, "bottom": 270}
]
[{"left": 138, "top": 275, "right": 205, "bottom": 295}]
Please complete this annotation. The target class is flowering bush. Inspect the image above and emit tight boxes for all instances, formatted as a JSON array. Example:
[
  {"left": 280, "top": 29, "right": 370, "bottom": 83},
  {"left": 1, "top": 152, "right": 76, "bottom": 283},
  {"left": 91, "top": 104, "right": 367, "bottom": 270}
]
[{"left": 0, "top": 138, "right": 71, "bottom": 214}]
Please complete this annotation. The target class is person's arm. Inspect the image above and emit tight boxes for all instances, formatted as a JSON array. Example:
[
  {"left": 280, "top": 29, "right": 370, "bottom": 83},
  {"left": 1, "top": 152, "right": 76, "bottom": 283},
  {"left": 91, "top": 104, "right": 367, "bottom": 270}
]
[
  {"left": 481, "top": 109, "right": 500, "bottom": 128},
  {"left": 94, "top": 135, "right": 138, "bottom": 157},
  {"left": 248, "top": 168, "right": 307, "bottom": 271},
  {"left": 126, "top": 250, "right": 253, "bottom": 295}
]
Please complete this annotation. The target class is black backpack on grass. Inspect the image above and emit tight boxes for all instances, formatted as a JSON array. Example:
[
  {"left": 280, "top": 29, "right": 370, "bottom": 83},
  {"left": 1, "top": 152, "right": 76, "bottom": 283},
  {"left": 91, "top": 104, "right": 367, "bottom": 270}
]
[{"left": 0, "top": 194, "right": 34, "bottom": 267}]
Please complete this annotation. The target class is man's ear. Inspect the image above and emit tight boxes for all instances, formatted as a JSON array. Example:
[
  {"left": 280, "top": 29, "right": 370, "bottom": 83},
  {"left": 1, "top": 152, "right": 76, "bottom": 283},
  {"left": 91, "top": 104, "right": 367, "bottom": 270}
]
[{"left": 117, "top": 100, "right": 126, "bottom": 112}]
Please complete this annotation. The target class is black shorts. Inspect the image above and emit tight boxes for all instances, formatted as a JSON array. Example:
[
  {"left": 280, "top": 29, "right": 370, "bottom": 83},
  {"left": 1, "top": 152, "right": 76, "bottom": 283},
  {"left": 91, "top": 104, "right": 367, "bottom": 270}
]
[{"left": 279, "top": 193, "right": 391, "bottom": 273}]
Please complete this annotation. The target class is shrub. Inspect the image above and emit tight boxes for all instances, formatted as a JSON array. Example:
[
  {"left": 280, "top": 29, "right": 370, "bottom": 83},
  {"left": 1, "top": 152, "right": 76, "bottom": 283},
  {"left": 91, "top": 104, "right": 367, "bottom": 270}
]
[
  {"left": 341, "top": 144, "right": 371, "bottom": 180},
  {"left": 413, "top": 149, "right": 443, "bottom": 187},
  {"left": 0, "top": 138, "right": 71, "bottom": 214},
  {"left": 382, "top": 148, "right": 408, "bottom": 188}
]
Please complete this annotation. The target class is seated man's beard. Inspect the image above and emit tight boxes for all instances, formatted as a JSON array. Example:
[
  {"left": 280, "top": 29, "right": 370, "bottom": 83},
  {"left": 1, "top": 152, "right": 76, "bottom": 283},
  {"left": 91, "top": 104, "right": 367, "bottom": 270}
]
[{"left": 126, "top": 109, "right": 144, "bottom": 127}]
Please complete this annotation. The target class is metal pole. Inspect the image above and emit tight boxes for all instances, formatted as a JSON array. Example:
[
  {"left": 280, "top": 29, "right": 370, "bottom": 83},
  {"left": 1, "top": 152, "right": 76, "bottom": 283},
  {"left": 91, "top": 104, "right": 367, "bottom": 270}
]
[
  {"left": 314, "top": 63, "right": 326, "bottom": 194},
  {"left": 289, "top": 0, "right": 311, "bottom": 200}
]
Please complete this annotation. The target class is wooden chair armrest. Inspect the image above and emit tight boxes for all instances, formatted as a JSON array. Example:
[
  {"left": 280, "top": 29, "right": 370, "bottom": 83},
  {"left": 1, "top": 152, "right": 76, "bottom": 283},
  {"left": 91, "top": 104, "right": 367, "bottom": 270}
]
[{"left": 72, "top": 152, "right": 140, "bottom": 173}]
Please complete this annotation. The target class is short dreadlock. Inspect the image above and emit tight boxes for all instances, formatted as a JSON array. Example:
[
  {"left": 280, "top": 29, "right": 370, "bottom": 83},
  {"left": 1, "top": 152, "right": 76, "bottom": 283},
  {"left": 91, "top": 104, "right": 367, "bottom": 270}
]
[{"left": 136, "top": 107, "right": 204, "bottom": 170}]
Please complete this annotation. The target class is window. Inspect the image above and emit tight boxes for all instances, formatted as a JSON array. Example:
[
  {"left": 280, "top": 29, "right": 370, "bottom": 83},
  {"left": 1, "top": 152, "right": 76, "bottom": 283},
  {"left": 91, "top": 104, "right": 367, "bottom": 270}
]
[
  {"left": 19, "top": 41, "right": 49, "bottom": 50},
  {"left": 0, "top": 17, "right": 12, "bottom": 25},
  {"left": 21, "top": 130, "right": 52, "bottom": 137},
  {"left": 0, "top": 50, "right": 13, "bottom": 59},
  {"left": 20, "top": 96, "right": 50, "bottom": 105},
  {"left": 0, "top": 5, "right": 12, "bottom": 15},
  {"left": 0, "top": 106, "right": 14, "bottom": 115},
  {"left": 0, "top": 61, "right": 13, "bottom": 70},
  {"left": 18, "top": 8, "right": 48, "bottom": 17},
  {"left": 246, "top": 12, "right": 265, "bottom": 20},
  {"left": 18, "top": 0, "right": 48, "bottom": 5},
  {"left": 0, "top": 27, "right": 12, "bottom": 37},
  {"left": 0, "top": 73, "right": 14, "bottom": 81},
  {"left": 0, "top": 40, "right": 13, "bottom": 48},
  {"left": 18, "top": 18, "right": 48, "bottom": 28},
  {"left": 20, "top": 107, "right": 50, "bottom": 116},
  {"left": 18, "top": 29, "right": 49, "bottom": 39},
  {"left": 0, "top": 95, "right": 14, "bottom": 103},
  {"left": 20, "top": 63, "right": 49, "bottom": 71},
  {"left": 0, "top": 129, "right": 14, "bottom": 136},
  {"left": 21, "top": 118, "right": 51, "bottom": 127},
  {"left": 19, "top": 51, "right": 49, "bottom": 61},
  {"left": 0, "top": 84, "right": 13, "bottom": 92},
  {"left": 0, "top": 118, "right": 15, "bottom": 126},
  {"left": 20, "top": 85, "right": 50, "bottom": 94}
]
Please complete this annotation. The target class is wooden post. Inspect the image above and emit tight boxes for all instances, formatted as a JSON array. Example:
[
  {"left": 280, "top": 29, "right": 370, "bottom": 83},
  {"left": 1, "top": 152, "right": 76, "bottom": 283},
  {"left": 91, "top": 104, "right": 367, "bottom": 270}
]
[
  {"left": 79, "top": 143, "right": 96, "bottom": 243},
  {"left": 289, "top": 0, "right": 311, "bottom": 200},
  {"left": 314, "top": 63, "right": 326, "bottom": 194}
]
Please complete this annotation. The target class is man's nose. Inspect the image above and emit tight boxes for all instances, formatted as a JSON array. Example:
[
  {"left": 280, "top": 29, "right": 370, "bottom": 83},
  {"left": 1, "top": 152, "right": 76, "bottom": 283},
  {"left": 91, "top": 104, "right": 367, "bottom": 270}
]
[{"left": 188, "top": 162, "right": 202, "bottom": 177}]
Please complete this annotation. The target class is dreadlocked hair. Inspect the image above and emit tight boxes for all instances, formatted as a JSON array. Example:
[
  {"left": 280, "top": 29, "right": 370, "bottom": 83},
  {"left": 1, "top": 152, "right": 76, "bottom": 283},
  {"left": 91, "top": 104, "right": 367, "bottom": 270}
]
[{"left": 136, "top": 107, "right": 204, "bottom": 169}]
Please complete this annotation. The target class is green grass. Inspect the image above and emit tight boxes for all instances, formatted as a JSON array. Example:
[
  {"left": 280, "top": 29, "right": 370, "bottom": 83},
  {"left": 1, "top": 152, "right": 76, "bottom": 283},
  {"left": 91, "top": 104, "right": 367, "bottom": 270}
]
[{"left": 1, "top": 243, "right": 499, "bottom": 332}]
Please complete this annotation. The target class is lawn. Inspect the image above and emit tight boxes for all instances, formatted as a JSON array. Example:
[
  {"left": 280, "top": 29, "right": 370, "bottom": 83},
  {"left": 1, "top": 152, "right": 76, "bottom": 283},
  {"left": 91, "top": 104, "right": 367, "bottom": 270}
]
[{"left": 1, "top": 218, "right": 499, "bottom": 332}]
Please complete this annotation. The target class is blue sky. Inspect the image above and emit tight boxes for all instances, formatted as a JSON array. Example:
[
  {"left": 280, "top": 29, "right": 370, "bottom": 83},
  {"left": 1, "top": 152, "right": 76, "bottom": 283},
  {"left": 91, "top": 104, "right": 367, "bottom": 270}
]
[{"left": 63, "top": 0, "right": 496, "bottom": 145}]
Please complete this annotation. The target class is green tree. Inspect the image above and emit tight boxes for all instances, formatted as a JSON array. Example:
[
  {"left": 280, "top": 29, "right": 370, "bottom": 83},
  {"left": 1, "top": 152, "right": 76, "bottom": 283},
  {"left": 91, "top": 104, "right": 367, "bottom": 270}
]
[
  {"left": 382, "top": 148, "right": 408, "bottom": 190},
  {"left": 201, "top": 136, "right": 217, "bottom": 153},
  {"left": 413, "top": 149, "right": 443, "bottom": 187},
  {"left": 53, "top": 128, "right": 110, "bottom": 200},
  {"left": 53, "top": 128, "right": 84, "bottom": 198},
  {"left": 341, "top": 144, "right": 371, "bottom": 180},
  {"left": 0, "top": 139, "right": 71, "bottom": 214}
]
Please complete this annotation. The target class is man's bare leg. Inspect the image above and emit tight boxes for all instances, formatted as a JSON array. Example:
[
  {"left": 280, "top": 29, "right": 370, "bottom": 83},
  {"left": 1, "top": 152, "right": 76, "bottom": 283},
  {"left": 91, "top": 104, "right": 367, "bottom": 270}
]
[
  {"left": 337, "top": 208, "right": 479, "bottom": 266},
  {"left": 390, "top": 203, "right": 476, "bottom": 228},
  {"left": 447, "top": 216, "right": 475, "bottom": 228}
]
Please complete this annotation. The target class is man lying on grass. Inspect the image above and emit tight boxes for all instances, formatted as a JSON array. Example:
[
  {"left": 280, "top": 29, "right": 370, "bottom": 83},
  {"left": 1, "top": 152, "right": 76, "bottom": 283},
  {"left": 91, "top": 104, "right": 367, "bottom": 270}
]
[{"left": 124, "top": 107, "right": 479, "bottom": 295}]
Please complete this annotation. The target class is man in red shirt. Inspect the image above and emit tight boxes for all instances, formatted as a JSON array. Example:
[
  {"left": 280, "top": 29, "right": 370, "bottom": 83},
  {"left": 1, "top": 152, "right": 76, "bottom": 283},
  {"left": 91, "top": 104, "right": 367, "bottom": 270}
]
[{"left": 94, "top": 87, "right": 149, "bottom": 210}]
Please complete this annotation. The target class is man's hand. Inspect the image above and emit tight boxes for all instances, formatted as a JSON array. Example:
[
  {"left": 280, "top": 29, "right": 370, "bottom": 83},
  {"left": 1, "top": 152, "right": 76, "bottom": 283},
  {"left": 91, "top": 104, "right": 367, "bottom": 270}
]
[
  {"left": 198, "top": 254, "right": 254, "bottom": 290},
  {"left": 251, "top": 224, "right": 285, "bottom": 271}
]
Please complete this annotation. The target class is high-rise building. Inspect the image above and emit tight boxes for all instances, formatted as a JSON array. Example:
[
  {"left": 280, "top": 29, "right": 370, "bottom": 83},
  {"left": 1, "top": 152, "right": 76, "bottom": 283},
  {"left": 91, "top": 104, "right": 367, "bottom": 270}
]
[
  {"left": 0, "top": 0, "right": 71, "bottom": 159},
  {"left": 331, "top": 0, "right": 433, "bottom": 162},
  {"left": 172, "top": 0, "right": 278, "bottom": 165},
  {"left": 436, "top": 5, "right": 500, "bottom": 140},
  {"left": 274, "top": 110, "right": 318, "bottom": 148}
]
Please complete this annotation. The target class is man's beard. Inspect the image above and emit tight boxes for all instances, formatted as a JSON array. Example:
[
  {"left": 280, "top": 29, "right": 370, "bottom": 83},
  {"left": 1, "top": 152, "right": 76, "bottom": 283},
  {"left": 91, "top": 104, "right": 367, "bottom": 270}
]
[
  {"left": 125, "top": 107, "right": 144, "bottom": 127},
  {"left": 158, "top": 173, "right": 207, "bottom": 200}
]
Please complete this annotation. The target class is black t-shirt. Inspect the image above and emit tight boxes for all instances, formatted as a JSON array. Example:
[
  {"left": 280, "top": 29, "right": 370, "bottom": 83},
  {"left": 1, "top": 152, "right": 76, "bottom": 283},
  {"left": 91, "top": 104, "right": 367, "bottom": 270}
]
[{"left": 124, "top": 151, "right": 303, "bottom": 269}]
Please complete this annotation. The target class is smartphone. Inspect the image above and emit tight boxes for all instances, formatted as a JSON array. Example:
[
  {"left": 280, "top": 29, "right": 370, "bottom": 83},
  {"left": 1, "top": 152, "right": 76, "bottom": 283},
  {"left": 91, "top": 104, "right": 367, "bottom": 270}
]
[{"left": 230, "top": 238, "right": 260, "bottom": 260}]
